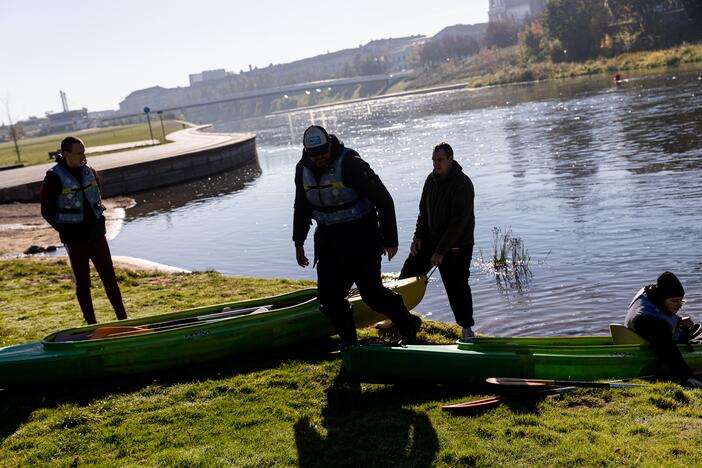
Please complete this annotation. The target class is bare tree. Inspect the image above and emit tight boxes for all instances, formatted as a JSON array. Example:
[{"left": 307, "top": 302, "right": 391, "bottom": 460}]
[{"left": 2, "top": 96, "right": 22, "bottom": 164}]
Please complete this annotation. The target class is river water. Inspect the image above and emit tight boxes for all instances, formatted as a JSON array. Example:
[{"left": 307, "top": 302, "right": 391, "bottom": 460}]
[{"left": 110, "top": 68, "right": 702, "bottom": 336}]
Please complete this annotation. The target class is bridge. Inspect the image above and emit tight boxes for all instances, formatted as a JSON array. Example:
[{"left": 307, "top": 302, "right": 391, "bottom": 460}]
[{"left": 107, "top": 71, "right": 415, "bottom": 122}]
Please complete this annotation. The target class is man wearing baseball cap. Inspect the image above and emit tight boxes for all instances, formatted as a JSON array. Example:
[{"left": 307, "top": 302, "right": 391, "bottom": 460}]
[
  {"left": 292, "top": 125, "right": 422, "bottom": 348},
  {"left": 624, "top": 271, "right": 702, "bottom": 388}
]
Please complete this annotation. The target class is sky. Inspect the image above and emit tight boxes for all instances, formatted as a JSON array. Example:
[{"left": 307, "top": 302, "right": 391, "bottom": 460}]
[{"left": 0, "top": 0, "right": 488, "bottom": 121}]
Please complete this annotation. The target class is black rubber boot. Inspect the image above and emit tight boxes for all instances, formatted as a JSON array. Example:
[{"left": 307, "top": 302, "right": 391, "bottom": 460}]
[
  {"left": 398, "top": 314, "right": 422, "bottom": 344},
  {"left": 336, "top": 303, "right": 358, "bottom": 345},
  {"left": 320, "top": 303, "right": 358, "bottom": 346}
]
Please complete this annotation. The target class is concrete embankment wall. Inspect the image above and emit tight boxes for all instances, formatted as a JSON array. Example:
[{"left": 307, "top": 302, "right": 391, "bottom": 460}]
[
  {"left": 1, "top": 179, "right": 54, "bottom": 204},
  {"left": 99, "top": 136, "right": 257, "bottom": 197},
  {"left": 0, "top": 135, "right": 257, "bottom": 203}
]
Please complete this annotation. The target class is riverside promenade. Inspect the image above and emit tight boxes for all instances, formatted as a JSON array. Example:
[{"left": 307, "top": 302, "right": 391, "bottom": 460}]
[{"left": 0, "top": 126, "right": 257, "bottom": 203}]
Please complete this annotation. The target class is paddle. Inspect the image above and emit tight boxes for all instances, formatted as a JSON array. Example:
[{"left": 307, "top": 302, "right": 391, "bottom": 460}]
[
  {"left": 442, "top": 385, "right": 577, "bottom": 413},
  {"left": 146, "top": 304, "right": 273, "bottom": 330},
  {"left": 50, "top": 304, "right": 278, "bottom": 342},
  {"left": 486, "top": 377, "right": 646, "bottom": 389},
  {"left": 444, "top": 375, "right": 651, "bottom": 414},
  {"left": 92, "top": 304, "right": 275, "bottom": 339}
]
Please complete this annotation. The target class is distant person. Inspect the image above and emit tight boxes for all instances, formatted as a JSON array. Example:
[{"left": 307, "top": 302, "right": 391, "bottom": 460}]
[
  {"left": 41, "top": 136, "right": 128, "bottom": 325},
  {"left": 399, "top": 142, "right": 476, "bottom": 342},
  {"left": 292, "top": 125, "right": 421, "bottom": 348},
  {"left": 624, "top": 271, "right": 702, "bottom": 388}
]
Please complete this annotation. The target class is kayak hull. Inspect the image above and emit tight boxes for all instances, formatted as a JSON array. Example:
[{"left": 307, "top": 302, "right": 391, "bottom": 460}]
[
  {"left": 0, "top": 277, "right": 426, "bottom": 387},
  {"left": 341, "top": 337, "right": 702, "bottom": 385}
]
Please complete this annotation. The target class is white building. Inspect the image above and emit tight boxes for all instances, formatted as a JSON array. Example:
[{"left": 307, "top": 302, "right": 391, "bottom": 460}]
[
  {"left": 433, "top": 24, "right": 486, "bottom": 42},
  {"left": 189, "top": 69, "right": 228, "bottom": 86},
  {"left": 489, "top": 0, "right": 545, "bottom": 24},
  {"left": 381, "top": 38, "right": 426, "bottom": 72}
]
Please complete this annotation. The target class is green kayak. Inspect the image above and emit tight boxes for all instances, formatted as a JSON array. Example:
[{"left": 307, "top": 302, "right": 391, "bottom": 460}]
[
  {"left": 0, "top": 276, "right": 426, "bottom": 388},
  {"left": 341, "top": 332, "right": 702, "bottom": 385}
]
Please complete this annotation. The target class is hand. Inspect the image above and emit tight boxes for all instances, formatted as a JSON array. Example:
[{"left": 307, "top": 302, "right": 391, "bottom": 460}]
[
  {"left": 410, "top": 239, "right": 422, "bottom": 256},
  {"left": 685, "top": 377, "right": 702, "bottom": 389},
  {"left": 384, "top": 246, "right": 398, "bottom": 261},
  {"left": 430, "top": 253, "right": 444, "bottom": 266},
  {"left": 295, "top": 245, "right": 309, "bottom": 268}
]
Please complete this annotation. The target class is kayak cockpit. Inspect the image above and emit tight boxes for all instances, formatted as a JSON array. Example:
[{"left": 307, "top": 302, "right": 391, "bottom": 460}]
[
  {"left": 44, "top": 289, "right": 319, "bottom": 344},
  {"left": 458, "top": 324, "right": 650, "bottom": 350}
]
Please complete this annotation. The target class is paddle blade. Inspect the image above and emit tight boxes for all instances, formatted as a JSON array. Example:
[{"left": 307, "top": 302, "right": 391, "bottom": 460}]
[
  {"left": 443, "top": 386, "right": 579, "bottom": 414},
  {"left": 91, "top": 325, "right": 151, "bottom": 339},
  {"left": 486, "top": 377, "right": 554, "bottom": 387},
  {"left": 487, "top": 377, "right": 645, "bottom": 388},
  {"left": 442, "top": 396, "right": 504, "bottom": 412}
]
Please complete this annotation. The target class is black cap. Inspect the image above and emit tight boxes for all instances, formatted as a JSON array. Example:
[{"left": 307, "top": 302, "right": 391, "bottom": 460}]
[{"left": 656, "top": 271, "right": 685, "bottom": 299}]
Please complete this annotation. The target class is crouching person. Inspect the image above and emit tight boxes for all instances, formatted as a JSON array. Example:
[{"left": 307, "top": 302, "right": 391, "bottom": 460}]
[{"left": 624, "top": 271, "right": 702, "bottom": 388}]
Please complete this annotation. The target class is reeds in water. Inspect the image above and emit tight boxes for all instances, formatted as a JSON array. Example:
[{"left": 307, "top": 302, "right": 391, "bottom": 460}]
[{"left": 479, "top": 227, "right": 533, "bottom": 292}]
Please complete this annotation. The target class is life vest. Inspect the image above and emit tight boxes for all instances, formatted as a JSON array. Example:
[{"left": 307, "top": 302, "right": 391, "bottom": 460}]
[
  {"left": 49, "top": 164, "right": 105, "bottom": 224},
  {"left": 302, "top": 148, "right": 373, "bottom": 226},
  {"left": 624, "top": 288, "right": 683, "bottom": 342}
]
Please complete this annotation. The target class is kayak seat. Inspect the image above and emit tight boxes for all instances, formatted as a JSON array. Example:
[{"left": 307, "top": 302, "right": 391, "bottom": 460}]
[
  {"left": 610, "top": 324, "right": 649, "bottom": 345},
  {"left": 90, "top": 326, "right": 152, "bottom": 340}
]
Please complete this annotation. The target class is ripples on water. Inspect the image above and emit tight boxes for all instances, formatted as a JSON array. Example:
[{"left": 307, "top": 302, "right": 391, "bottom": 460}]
[{"left": 111, "top": 69, "right": 702, "bottom": 336}]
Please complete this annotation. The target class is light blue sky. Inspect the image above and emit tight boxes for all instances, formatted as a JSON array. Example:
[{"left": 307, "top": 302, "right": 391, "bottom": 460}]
[{"left": 0, "top": 1, "right": 488, "bottom": 121}]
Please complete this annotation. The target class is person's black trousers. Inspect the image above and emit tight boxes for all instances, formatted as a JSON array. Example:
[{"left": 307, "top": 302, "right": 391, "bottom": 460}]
[
  {"left": 399, "top": 243, "right": 474, "bottom": 328},
  {"left": 316, "top": 243, "right": 415, "bottom": 343}
]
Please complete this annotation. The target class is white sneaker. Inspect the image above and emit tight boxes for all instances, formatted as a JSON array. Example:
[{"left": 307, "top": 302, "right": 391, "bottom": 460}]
[
  {"left": 460, "top": 327, "right": 475, "bottom": 342},
  {"left": 374, "top": 319, "right": 396, "bottom": 330}
]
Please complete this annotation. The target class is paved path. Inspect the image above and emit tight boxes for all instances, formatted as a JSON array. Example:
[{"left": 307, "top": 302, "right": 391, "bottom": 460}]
[
  {"left": 85, "top": 139, "right": 159, "bottom": 154},
  {"left": 0, "top": 126, "right": 254, "bottom": 196}
]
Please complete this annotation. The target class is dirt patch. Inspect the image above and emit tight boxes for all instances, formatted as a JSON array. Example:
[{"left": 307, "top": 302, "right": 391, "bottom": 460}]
[
  {"left": 0, "top": 197, "right": 135, "bottom": 256},
  {"left": 143, "top": 277, "right": 179, "bottom": 286}
]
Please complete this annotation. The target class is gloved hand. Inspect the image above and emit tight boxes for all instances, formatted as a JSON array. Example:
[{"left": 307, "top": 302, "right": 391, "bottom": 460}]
[{"left": 684, "top": 377, "right": 702, "bottom": 389}]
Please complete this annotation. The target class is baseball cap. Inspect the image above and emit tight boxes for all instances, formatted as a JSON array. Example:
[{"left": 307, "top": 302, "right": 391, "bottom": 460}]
[{"left": 303, "top": 125, "right": 330, "bottom": 156}]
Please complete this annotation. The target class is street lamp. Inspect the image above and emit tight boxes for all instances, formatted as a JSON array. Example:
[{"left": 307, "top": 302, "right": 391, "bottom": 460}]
[{"left": 143, "top": 106, "right": 154, "bottom": 144}]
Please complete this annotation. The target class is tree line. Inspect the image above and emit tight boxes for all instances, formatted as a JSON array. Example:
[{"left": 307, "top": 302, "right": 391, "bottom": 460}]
[{"left": 517, "top": 0, "right": 702, "bottom": 63}]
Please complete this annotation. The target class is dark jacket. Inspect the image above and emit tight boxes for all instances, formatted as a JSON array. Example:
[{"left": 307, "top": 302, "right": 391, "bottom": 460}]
[
  {"left": 625, "top": 287, "right": 693, "bottom": 381},
  {"left": 413, "top": 160, "right": 474, "bottom": 255},
  {"left": 292, "top": 135, "right": 398, "bottom": 251},
  {"left": 40, "top": 156, "right": 106, "bottom": 244}
]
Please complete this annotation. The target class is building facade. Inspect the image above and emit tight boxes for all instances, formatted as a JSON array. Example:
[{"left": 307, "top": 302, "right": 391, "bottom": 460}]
[
  {"left": 489, "top": 0, "right": 546, "bottom": 24},
  {"left": 46, "top": 109, "right": 90, "bottom": 134}
]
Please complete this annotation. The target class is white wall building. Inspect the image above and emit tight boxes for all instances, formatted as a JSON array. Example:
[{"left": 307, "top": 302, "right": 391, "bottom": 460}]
[{"left": 489, "top": 0, "right": 545, "bottom": 24}]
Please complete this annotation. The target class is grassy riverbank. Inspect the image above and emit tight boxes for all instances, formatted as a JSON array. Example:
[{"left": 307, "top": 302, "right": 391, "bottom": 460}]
[
  {"left": 2, "top": 258, "right": 701, "bottom": 466},
  {"left": 0, "top": 120, "right": 186, "bottom": 167},
  {"left": 390, "top": 42, "right": 702, "bottom": 92}
]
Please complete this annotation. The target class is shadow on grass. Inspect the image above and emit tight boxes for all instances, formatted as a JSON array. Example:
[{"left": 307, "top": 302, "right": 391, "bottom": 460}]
[
  {"left": 294, "top": 369, "right": 449, "bottom": 468},
  {"left": 0, "top": 338, "right": 337, "bottom": 444},
  {"left": 292, "top": 372, "right": 562, "bottom": 467},
  {"left": 0, "top": 336, "right": 556, "bottom": 464}
]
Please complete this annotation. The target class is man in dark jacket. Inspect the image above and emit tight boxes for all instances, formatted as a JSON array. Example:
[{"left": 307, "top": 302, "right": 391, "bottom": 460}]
[
  {"left": 293, "top": 125, "right": 421, "bottom": 347},
  {"left": 399, "top": 142, "right": 475, "bottom": 341},
  {"left": 41, "top": 136, "right": 127, "bottom": 325}
]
